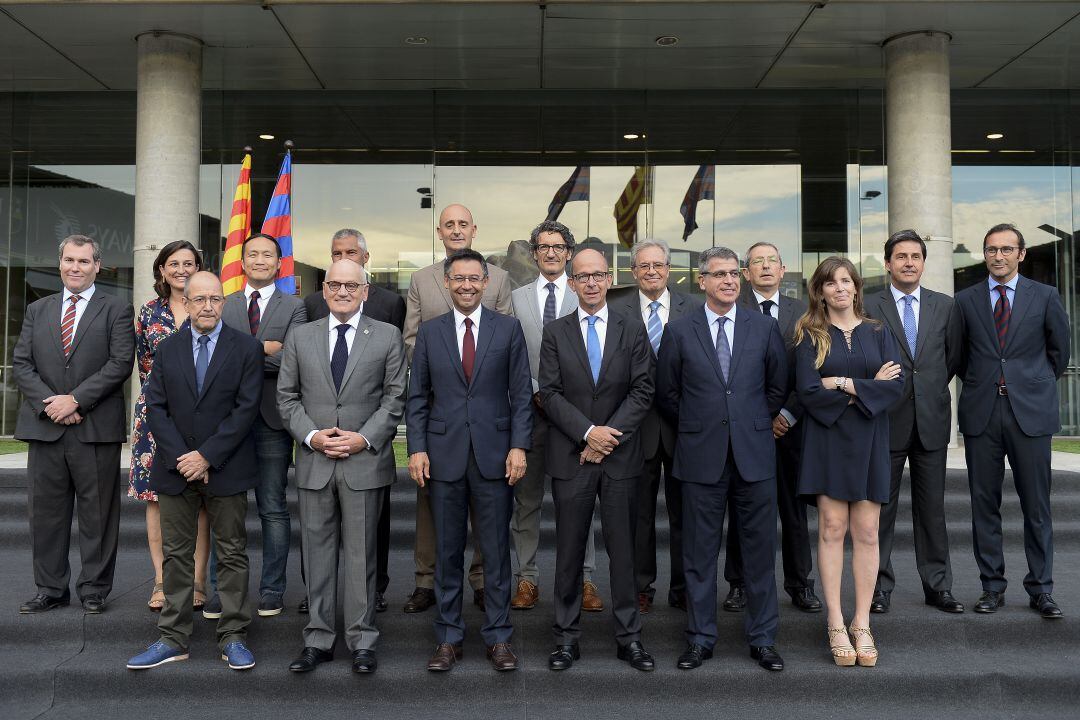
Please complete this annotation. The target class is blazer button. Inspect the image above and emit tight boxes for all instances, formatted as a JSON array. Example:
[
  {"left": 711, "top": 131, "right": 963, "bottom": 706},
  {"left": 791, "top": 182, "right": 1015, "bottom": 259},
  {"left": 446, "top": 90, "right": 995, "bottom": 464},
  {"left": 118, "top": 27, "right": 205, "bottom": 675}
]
[
  {"left": 337, "top": 403, "right": 342, "bottom": 409},
  {"left": 1001, "top": 358, "right": 1006, "bottom": 363},
  {"left": 725, "top": 390, "right": 732, "bottom": 395},
  {"left": 721, "top": 420, "right": 728, "bottom": 426}
]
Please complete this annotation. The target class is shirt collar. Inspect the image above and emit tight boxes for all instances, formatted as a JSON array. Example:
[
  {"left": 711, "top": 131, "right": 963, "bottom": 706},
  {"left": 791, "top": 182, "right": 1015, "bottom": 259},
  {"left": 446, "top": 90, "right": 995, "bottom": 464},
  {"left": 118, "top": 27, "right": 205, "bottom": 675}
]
[
  {"left": 332, "top": 311, "right": 362, "bottom": 332},
  {"left": 191, "top": 320, "right": 223, "bottom": 343},
  {"left": 244, "top": 283, "right": 274, "bottom": 301},
  {"left": 704, "top": 302, "right": 737, "bottom": 327},
  {"left": 453, "top": 306, "right": 482, "bottom": 328},
  {"left": 537, "top": 273, "right": 568, "bottom": 293},
  {"left": 751, "top": 288, "right": 780, "bottom": 306},
  {"left": 988, "top": 274, "right": 1020, "bottom": 292},
  {"left": 639, "top": 288, "right": 670, "bottom": 312},
  {"left": 889, "top": 284, "right": 921, "bottom": 304},
  {"left": 578, "top": 304, "right": 609, "bottom": 325},
  {"left": 63, "top": 284, "right": 96, "bottom": 303}
]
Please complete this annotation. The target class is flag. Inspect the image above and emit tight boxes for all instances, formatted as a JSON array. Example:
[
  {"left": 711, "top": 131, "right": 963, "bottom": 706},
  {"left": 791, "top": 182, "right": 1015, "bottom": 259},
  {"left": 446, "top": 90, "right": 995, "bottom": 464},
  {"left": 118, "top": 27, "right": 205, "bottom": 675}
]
[
  {"left": 261, "top": 150, "right": 295, "bottom": 295},
  {"left": 613, "top": 166, "right": 649, "bottom": 248},
  {"left": 679, "top": 164, "right": 715, "bottom": 241},
  {"left": 546, "top": 166, "right": 590, "bottom": 221},
  {"left": 220, "top": 152, "right": 252, "bottom": 296}
]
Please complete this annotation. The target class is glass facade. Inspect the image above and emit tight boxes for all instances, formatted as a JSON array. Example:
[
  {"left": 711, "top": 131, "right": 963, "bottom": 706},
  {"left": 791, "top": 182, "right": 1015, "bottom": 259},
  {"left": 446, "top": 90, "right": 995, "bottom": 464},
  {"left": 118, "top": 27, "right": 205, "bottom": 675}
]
[{"left": 1, "top": 88, "right": 1077, "bottom": 434}]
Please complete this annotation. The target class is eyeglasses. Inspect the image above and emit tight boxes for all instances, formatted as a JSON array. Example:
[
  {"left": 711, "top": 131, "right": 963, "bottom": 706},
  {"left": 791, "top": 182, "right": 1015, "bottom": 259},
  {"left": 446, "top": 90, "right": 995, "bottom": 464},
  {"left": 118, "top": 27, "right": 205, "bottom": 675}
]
[
  {"left": 448, "top": 275, "right": 485, "bottom": 284},
  {"left": 186, "top": 295, "right": 225, "bottom": 306},
  {"left": 324, "top": 281, "right": 367, "bottom": 294},
  {"left": 535, "top": 244, "right": 569, "bottom": 255},
  {"left": 570, "top": 271, "right": 612, "bottom": 284},
  {"left": 747, "top": 255, "right": 781, "bottom": 267},
  {"left": 983, "top": 246, "right": 1020, "bottom": 257},
  {"left": 632, "top": 262, "right": 669, "bottom": 272},
  {"left": 701, "top": 270, "right": 741, "bottom": 280}
]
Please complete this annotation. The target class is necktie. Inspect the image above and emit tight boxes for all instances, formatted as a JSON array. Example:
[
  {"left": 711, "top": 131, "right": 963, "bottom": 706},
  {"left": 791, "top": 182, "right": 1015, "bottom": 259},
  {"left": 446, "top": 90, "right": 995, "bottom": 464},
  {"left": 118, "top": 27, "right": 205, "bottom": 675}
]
[
  {"left": 647, "top": 300, "right": 663, "bottom": 355},
  {"left": 543, "top": 282, "right": 557, "bottom": 325},
  {"left": 994, "top": 285, "right": 1010, "bottom": 385},
  {"left": 331, "top": 324, "right": 349, "bottom": 392},
  {"left": 715, "top": 317, "right": 731, "bottom": 383},
  {"left": 195, "top": 335, "right": 210, "bottom": 394},
  {"left": 61, "top": 295, "right": 80, "bottom": 356},
  {"left": 248, "top": 290, "right": 261, "bottom": 336},
  {"left": 586, "top": 315, "right": 602, "bottom": 384},
  {"left": 760, "top": 299, "right": 775, "bottom": 317},
  {"left": 902, "top": 295, "right": 918, "bottom": 358},
  {"left": 462, "top": 317, "right": 476, "bottom": 384}
]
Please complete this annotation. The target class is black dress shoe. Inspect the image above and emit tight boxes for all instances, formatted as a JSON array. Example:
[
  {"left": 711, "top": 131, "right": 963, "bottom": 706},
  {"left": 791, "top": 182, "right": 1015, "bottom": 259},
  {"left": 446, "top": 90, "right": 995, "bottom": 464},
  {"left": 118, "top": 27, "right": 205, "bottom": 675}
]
[
  {"left": 289, "top": 646, "right": 333, "bottom": 673},
  {"left": 298, "top": 597, "right": 309, "bottom": 614},
  {"left": 676, "top": 643, "right": 713, "bottom": 670},
  {"left": 974, "top": 590, "right": 1004, "bottom": 614},
  {"left": 616, "top": 641, "right": 655, "bottom": 672},
  {"left": 722, "top": 585, "right": 746, "bottom": 612},
  {"left": 1029, "top": 593, "right": 1063, "bottom": 619},
  {"left": 19, "top": 593, "right": 69, "bottom": 614},
  {"left": 750, "top": 645, "right": 784, "bottom": 671},
  {"left": 351, "top": 649, "right": 377, "bottom": 673},
  {"left": 473, "top": 588, "right": 486, "bottom": 612},
  {"left": 925, "top": 590, "right": 965, "bottom": 614},
  {"left": 374, "top": 591, "right": 388, "bottom": 613},
  {"left": 870, "top": 590, "right": 891, "bottom": 614},
  {"left": 82, "top": 594, "right": 106, "bottom": 614},
  {"left": 790, "top": 587, "right": 822, "bottom": 613},
  {"left": 548, "top": 644, "right": 580, "bottom": 671},
  {"left": 403, "top": 587, "right": 436, "bottom": 613}
]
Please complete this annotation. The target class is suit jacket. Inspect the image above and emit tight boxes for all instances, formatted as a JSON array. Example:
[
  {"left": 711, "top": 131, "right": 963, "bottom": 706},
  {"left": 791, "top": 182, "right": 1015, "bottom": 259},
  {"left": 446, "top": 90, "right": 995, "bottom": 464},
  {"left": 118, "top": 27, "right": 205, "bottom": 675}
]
[
  {"left": 538, "top": 306, "right": 654, "bottom": 481},
  {"left": 955, "top": 275, "right": 1070, "bottom": 438},
  {"left": 866, "top": 287, "right": 961, "bottom": 451},
  {"left": 13, "top": 290, "right": 135, "bottom": 443},
  {"left": 403, "top": 261, "right": 513, "bottom": 361},
  {"left": 304, "top": 283, "right": 406, "bottom": 331},
  {"left": 655, "top": 306, "right": 788, "bottom": 485},
  {"left": 222, "top": 287, "right": 307, "bottom": 430},
  {"left": 607, "top": 288, "right": 693, "bottom": 458},
  {"left": 278, "top": 315, "right": 407, "bottom": 492},
  {"left": 511, "top": 279, "right": 578, "bottom": 393},
  {"left": 406, "top": 306, "right": 532, "bottom": 481},
  {"left": 737, "top": 289, "right": 807, "bottom": 426},
  {"left": 144, "top": 323, "right": 264, "bottom": 496}
]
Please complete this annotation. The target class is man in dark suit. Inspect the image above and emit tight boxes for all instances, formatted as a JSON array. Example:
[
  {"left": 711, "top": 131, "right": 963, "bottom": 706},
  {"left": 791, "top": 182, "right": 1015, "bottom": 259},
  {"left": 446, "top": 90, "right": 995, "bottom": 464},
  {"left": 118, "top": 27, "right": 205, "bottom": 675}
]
[
  {"left": 14, "top": 234, "right": 135, "bottom": 615},
  {"left": 656, "top": 246, "right": 788, "bottom": 672},
  {"left": 539, "top": 248, "right": 656, "bottom": 672},
  {"left": 406, "top": 248, "right": 532, "bottom": 673},
  {"left": 722, "top": 242, "right": 821, "bottom": 614},
  {"left": 302, "top": 228, "right": 405, "bottom": 614},
  {"left": 865, "top": 229, "right": 964, "bottom": 615},
  {"left": 956, "top": 223, "right": 1070, "bottom": 619},
  {"left": 127, "top": 271, "right": 263, "bottom": 670},
  {"left": 218, "top": 233, "right": 306, "bottom": 619},
  {"left": 608, "top": 239, "right": 691, "bottom": 614}
]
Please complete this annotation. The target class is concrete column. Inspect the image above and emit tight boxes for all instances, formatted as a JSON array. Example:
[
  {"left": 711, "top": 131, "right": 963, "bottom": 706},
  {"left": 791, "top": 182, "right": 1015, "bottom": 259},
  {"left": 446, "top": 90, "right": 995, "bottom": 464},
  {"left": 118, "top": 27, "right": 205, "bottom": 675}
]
[
  {"left": 884, "top": 31, "right": 953, "bottom": 295},
  {"left": 133, "top": 32, "right": 202, "bottom": 309}
]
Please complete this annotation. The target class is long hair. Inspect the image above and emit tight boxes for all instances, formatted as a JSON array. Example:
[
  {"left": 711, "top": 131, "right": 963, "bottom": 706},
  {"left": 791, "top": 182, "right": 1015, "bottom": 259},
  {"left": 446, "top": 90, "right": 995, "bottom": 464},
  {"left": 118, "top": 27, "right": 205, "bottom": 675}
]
[
  {"left": 793, "top": 256, "right": 874, "bottom": 369},
  {"left": 153, "top": 241, "right": 203, "bottom": 299}
]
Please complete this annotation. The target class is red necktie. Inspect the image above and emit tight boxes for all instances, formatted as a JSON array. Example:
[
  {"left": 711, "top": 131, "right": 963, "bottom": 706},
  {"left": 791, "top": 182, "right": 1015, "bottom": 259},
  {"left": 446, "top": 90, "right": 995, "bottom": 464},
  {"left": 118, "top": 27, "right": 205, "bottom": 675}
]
[
  {"left": 994, "top": 285, "right": 1010, "bottom": 385},
  {"left": 61, "top": 295, "right": 80, "bottom": 356},
  {"left": 461, "top": 317, "right": 475, "bottom": 384},
  {"left": 248, "top": 290, "right": 261, "bottom": 336}
]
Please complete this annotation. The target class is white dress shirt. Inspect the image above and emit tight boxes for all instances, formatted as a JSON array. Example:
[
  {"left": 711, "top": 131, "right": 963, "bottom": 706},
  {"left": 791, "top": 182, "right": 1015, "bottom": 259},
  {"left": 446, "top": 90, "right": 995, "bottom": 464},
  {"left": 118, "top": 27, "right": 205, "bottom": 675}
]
[
  {"left": 243, "top": 283, "right": 274, "bottom": 319},
  {"left": 638, "top": 289, "right": 670, "bottom": 326},
  {"left": 60, "top": 283, "right": 97, "bottom": 339},
  {"left": 453, "top": 306, "right": 482, "bottom": 360},
  {"left": 579, "top": 304, "right": 610, "bottom": 441},
  {"left": 703, "top": 302, "right": 736, "bottom": 351},
  {"left": 535, "top": 273, "right": 568, "bottom": 318},
  {"left": 751, "top": 288, "right": 780, "bottom": 320},
  {"left": 890, "top": 283, "right": 921, "bottom": 335},
  {"left": 304, "top": 310, "right": 371, "bottom": 450}
]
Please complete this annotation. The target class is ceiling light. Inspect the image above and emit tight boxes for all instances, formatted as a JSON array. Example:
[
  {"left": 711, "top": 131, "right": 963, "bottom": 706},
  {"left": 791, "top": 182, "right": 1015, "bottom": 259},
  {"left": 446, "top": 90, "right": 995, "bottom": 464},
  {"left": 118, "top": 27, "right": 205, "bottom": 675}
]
[
  {"left": 405, "top": 36, "right": 428, "bottom": 45},
  {"left": 259, "top": 134, "right": 275, "bottom": 140},
  {"left": 655, "top": 36, "right": 679, "bottom": 47},
  {"left": 986, "top": 132, "right": 1004, "bottom": 140},
  {"left": 623, "top": 133, "right": 640, "bottom": 140}
]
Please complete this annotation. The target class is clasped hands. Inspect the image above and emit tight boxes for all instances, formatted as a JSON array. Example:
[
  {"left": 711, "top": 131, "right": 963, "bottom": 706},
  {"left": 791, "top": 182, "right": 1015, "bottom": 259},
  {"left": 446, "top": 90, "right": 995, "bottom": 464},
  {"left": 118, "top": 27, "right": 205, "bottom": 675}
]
[
  {"left": 579, "top": 425, "right": 622, "bottom": 465},
  {"left": 43, "top": 395, "right": 81, "bottom": 425},
  {"left": 407, "top": 448, "right": 527, "bottom": 488},
  {"left": 177, "top": 450, "right": 210, "bottom": 484},
  {"left": 310, "top": 427, "right": 368, "bottom": 459}
]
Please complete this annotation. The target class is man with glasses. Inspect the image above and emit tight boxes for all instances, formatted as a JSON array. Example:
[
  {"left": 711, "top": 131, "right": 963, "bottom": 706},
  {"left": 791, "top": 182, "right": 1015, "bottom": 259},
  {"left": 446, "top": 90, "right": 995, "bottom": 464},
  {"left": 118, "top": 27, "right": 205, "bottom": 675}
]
[
  {"left": 609, "top": 239, "right": 692, "bottom": 615},
  {"left": 955, "top": 223, "right": 1070, "bottom": 619}
]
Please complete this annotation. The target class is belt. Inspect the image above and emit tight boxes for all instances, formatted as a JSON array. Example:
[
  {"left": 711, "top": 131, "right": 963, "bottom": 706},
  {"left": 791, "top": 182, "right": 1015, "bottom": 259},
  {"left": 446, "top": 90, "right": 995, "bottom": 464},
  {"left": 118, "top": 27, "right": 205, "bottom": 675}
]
[{"left": 997, "top": 384, "right": 1008, "bottom": 397}]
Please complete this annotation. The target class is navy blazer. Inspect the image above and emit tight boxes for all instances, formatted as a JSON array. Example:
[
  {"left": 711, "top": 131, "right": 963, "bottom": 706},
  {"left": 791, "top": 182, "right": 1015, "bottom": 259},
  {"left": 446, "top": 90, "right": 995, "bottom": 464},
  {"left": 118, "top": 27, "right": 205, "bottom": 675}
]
[
  {"left": 955, "top": 275, "right": 1070, "bottom": 438},
  {"left": 406, "top": 306, "right": 533, "bottom": 481},
  {"left": 145, "top": 322, "right": 264, "bottom": 496},
  {"left": 655, "top": 305, "right": 788, "bottom": 485}
]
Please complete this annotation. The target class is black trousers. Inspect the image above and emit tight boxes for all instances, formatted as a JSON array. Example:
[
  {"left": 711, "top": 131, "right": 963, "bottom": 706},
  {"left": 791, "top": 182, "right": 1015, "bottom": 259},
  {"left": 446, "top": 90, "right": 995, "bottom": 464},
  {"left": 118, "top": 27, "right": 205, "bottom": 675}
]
[
  {"left": 634, "top": 445, "right": 685, "bottom": 602},
  {"left": 27, "top": 433, "right": 121, "bottom": 600},
  {"left": 964, "top": 395, "right": 1054, "bottom": 596}
]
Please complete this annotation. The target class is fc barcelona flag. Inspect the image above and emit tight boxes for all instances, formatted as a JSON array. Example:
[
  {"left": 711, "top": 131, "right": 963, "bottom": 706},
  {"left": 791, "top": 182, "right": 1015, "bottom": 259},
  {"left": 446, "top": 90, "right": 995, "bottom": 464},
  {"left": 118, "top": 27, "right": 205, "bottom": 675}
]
[
  {"left": 613, "top": 166, "right": 650, "bottom": 248},
  {"left": 680, "top": 164, "right": 715, "bottom": 241},
  {"left": 220, "top": 152, "right": 252, "bottom": 296},
  {"left": 261, "top": 150, "right": 296, "bottom": 295},
  {"left": 546, "top": 166, "right": 590, "bottom": 221}
]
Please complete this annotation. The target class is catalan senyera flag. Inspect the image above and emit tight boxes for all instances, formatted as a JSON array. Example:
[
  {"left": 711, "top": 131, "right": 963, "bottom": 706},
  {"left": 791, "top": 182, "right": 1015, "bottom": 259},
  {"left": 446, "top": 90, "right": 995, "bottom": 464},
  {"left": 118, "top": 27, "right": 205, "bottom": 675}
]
[
  {"left": 220, "top": 153, "right": 252, "bottom": 296},
  {"left": 613, "top": 166, "right": 649, "bottom": 248},
  {"left": 680, "top": 164, "right": 715, "bottom": 241},
  {"left": 261, "top": 150, "right": 295, "bottom": 295},
  {"left": 546, "top": 166, "right": 590, "bottom": 222}
]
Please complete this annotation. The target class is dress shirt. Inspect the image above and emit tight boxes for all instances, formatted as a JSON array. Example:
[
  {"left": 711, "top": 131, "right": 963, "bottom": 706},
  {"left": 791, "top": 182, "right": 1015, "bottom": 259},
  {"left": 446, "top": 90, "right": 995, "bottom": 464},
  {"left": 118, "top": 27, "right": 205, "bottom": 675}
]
[
  {"left": 751, "top": 288, "right": 780, "bottom": 320},
  {"left": 304, "top": 311, "right": 372, "bottom": 451},
  {"left": 535, "top": 273, "right": 568, "bottom": 317},
  {"left": 889, "top": 283, "right": 921, "bottom": 335},
  {"left": 190, "top": 320, "right": 223, "bottom": 365},
  {"left": 579, "top": 304, "right": 610, "bottom": 442},
  {"left": 453, "top": 306, "right": 482, "bottom": 360},
  {"left": 638, "top": 289, "right": 670, "bottom": 325},
  {"left": 703, "top": 303, "right": 737, "bottom": 352},
  {"left": 243, "top": 283, "right": 273, "bottom": 318},
  {"left": 60, "top": 283, "right": 97, "bottom": 338},
  {"left": 987, "top": 274, "right": 1019, "bottom": 313}
]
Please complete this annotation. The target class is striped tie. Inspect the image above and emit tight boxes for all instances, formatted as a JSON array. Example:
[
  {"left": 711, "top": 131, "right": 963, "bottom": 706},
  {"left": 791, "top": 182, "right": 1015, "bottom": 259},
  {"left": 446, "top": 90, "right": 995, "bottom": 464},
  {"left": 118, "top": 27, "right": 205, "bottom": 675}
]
[
  {"left": 902, "top": 295, "right": 917, "bottom": 359},
  {"left": 61, "top": 295, "right": 80, "bottom": 356},
  {"left": 248, "top": 290, "right": 261, "bottom": 336},
  {"left": 647, "top": 300, "right": 663, "bottom": 355},
  {"left": 994, "top": 285, "right": 1010, "bottom": 385},
  {"left": 715, "top": 317, "right": 731, "bottom": 383}
]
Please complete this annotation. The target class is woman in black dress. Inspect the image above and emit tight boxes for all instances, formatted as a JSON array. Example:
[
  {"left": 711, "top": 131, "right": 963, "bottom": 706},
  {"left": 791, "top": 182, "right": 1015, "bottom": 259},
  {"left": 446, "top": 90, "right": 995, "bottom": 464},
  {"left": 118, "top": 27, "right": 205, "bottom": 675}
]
[{"left": 794, "top": 257, "right": 903, "bottom": 667}]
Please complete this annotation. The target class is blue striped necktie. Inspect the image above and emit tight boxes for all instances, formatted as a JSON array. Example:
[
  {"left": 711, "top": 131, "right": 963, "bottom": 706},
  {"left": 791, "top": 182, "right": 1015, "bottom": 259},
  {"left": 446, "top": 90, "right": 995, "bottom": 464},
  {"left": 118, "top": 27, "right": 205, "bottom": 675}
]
[
  {"left": 715, "top": 317, "right": 731, "bottom": 382},
  {"left": 647, "top": 300, "right": 663, "bottom": 354},
  {"left": 902, "top": 295, "right": 917, "bottom": 358}
]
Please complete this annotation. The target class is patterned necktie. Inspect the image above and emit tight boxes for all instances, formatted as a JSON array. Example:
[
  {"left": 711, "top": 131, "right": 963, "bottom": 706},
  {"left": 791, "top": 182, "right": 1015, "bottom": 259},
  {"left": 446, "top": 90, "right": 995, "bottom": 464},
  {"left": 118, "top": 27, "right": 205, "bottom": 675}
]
[
  {"left": 61, "top": 295, "right": 80, "bottom": 356},
  {"left": 902, "top": 295, "right": 917, "bottom": 358},
  {"left": 195, "top": 335, "right": 210, "bottom": 394},
  {"left": 715, "top": 316, "right": 731, "bottom": 383},
  {"left": 462, "top": 317, "right": 476, "bottom": 384},
  {"left": 331, "top": 324, "right": 349, "bottom": 392},
  {"left": 248, "top": 290, "right": 261, "bottom": 336},
  {"left": 543, "top": 282, "right": 557, "bottom": 325},
  {"left": 760, "top": 299, "right": 775, "bottom": 317},
  {"left": 586, "top": 315, "right": 602, "bottom": 384},
  {"left": 647, "top": 300, "right": 663, "bottom": 355},
  {"left": 994, "top": 285, "right": 1010, "bottom": 385}
]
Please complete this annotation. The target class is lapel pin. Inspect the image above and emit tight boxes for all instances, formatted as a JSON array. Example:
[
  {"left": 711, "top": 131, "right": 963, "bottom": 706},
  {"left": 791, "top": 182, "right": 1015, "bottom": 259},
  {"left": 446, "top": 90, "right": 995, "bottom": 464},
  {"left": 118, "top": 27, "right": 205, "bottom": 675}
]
[{"left": 363, "top": 328, "right": 370, "bottom": 335}]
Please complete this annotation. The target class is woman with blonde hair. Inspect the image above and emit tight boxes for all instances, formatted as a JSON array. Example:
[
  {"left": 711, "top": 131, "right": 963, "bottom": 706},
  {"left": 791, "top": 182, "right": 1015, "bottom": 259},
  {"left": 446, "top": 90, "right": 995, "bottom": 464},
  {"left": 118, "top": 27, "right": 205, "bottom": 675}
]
[{"left": 794, "top": 256, "right": 903, "bottom": 667}]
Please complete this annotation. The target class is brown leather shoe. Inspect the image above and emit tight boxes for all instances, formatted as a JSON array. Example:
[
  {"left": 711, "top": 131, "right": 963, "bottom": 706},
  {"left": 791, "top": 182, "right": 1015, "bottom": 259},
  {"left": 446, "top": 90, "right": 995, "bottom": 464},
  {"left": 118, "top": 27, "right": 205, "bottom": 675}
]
[
  {"left": 511, "top": 580, "right": 539, "bottom": 610},
  {"left": 426, "top": 643, "right": 462, "bottom": 672},
  {"left": 582, "top": 581, "right": 604, "bottom": 612},
  {"left": 404, "top": 587, "right": 436, "bottom": 613},
  {"left": 487, "top": 642, "right": 518, "bottom": 671},
  {"left": 638, "top": 592, "right": 652, "bottom": 614}
]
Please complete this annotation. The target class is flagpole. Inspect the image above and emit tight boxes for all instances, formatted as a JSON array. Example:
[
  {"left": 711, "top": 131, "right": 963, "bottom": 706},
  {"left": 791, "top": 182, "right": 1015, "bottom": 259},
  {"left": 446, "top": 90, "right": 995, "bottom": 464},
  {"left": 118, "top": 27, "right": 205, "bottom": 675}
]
[{"left": 711, "top": 164, "right": 717, "bottom": 248}]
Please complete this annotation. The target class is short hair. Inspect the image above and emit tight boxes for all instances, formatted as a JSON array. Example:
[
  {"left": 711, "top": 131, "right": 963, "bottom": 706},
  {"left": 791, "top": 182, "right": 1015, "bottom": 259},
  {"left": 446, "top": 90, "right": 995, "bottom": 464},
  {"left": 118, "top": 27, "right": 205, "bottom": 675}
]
[
  {"left": 884, "top": 229, "right": 927, "bottom": 260},
  {"left": 152, "top": 241, "right": 203, "bottom": 299},
  {"left": 743, "top": 242, "right": 783, "bottom": 266},
  {"left": 630, "top": 239, "right": 671, "bottom": 266},
  {"left": 443, "top": 248, "right": 489, "bottom": 278},
  {"left": 698, "top": 246, "right": 739, "bottom": 274},
  {"left": 58, "top": 234, "right": 100, "bottom": 263},
  {"left": 242, "top": 232, "right": 282, "bottom": 259},
  {"left": 331, "top": 228, "right": 368, "bottom": 253},
  {"left": 983, "top": 223, "right": 1025, "bottom": 251},
  {"left": 529, "top": 220, "right": 575, "bottom": 251}
]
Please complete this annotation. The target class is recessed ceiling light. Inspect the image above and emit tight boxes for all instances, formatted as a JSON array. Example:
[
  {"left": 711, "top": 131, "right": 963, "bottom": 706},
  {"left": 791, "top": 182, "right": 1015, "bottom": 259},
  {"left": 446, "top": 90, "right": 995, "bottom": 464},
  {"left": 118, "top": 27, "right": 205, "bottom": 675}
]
[
  {"left": 623, "top": 133, "right": 640, "bottom": 140},
  {"left": 655, "top": 36, "right": 679, "bottom": 47},
  {"left": 259, "top": 134, "right": 275, "bottom": 140},
  {"left": 986, "top": 132, "right": 1004, "bottom": 140},
  {"left": 405, "top": 36, "right": 428, "bottom": 45}
]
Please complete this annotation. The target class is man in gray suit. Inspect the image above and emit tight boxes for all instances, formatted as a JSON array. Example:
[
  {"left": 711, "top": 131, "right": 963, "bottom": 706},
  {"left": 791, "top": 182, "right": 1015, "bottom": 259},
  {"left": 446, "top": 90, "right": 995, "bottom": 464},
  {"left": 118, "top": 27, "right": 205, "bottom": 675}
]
[
  {"left": 401, "top": 204, "right": 513, "bottom": 614},
  {"left": 219, "top": 233, "right": 307, "bottom": 618},
  {"left": 278, "top": 260, "right": 407, "bottom": 674},
  {"left": 14, "top": 234, "right": 134, "bottom": 614},
  {"left": 866, "top": 229, "right": 964, "bottom": 615}
]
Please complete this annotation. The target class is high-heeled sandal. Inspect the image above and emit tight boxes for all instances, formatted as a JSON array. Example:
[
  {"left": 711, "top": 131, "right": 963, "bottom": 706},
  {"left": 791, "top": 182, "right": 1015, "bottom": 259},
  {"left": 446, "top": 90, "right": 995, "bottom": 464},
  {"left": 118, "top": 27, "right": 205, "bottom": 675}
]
[
  {"left": 148, "top": 582, "right": 165, "bottom": 612},
  {"left": 848, "top": 624, "right": 878, "bottom": 667},
  {"left": 193, "top": 583, "right": 207, "bottom": 611},
  {"left": 827, "top": 626, "right": 856, "bottom": 666}
]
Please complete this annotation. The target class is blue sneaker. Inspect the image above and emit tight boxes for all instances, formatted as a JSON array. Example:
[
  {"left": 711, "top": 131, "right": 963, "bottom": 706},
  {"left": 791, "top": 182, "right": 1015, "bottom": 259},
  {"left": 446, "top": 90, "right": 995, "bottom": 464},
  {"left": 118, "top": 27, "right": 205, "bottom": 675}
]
[
  {"left": 127, "top": 641, "right": 188, "bottom": 670},
  {"left": 221, "top": 641, "right": 255, "bottom": 670}
]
